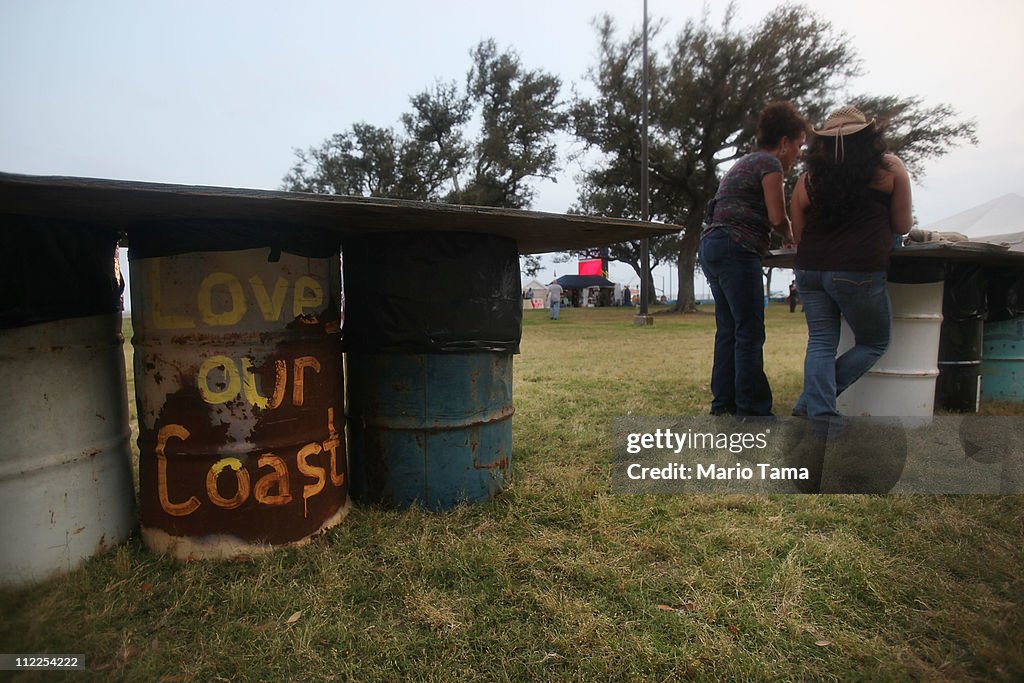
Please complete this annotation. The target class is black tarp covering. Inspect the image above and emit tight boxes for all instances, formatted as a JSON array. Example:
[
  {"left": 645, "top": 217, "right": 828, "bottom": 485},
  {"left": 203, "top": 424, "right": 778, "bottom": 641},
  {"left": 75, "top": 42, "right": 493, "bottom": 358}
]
[
  {"left": 888, "top": 259, "right": 947, "bottom": 284},
  {"left": 0, "top": 214, "right": 122, "bottom": 329},
  {"left": 342, "top": 232, "right": 521, "bottom": 354},
  {"left": 942, "top": 263, "right": 989, "bottom": 327},
  {"left": 936, "top": 264, "right": 988, "bottom": 412},
  {"left": 938, "top": 263, "right": 988, "bottom": 361},
  {"left": 127, "top": 219, "right": 341, "bottom": 259},
  {"left": 986, "top": 267, "right": 1024, "bottom": 323}
]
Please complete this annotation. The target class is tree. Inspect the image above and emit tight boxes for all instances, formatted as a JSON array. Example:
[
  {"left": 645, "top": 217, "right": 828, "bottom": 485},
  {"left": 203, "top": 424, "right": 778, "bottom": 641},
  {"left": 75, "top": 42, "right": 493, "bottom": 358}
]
[
  {"left": 849, "top": 95, "right": 978, "bottom": 179},
  {"left": 570, "top": 3, "right": 977, "bottom": 312},
  {"left": 400, "top": 81, "right": 473, "bottom": 198},
  {"left": 283, "top": 40, "right": 568, "bottom": 277},
  {"left": 455, "top": 40, "right": 568, "bottom": 209}
]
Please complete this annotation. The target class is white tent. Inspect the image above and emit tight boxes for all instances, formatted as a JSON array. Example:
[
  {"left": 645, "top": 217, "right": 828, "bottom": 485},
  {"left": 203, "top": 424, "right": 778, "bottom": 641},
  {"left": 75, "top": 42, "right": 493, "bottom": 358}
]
[
  {"left": 923, "top": 193, "right": 1024, "bottom": 239},
  {"left": 521, "top": 278, "right": 550, "bottom": 308}
]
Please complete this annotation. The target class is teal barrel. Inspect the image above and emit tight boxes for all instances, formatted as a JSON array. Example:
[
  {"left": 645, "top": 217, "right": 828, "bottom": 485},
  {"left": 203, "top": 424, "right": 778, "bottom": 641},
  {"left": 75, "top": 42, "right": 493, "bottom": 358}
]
[
  {"left": 981, "top": 317, "right": 1024, "bottom": 402},
  {"left": 347, "top": 353, "right": 513, "bottom": 509},
  {"left": 341, "top": 232, "right": 522, "bottom": 510}
]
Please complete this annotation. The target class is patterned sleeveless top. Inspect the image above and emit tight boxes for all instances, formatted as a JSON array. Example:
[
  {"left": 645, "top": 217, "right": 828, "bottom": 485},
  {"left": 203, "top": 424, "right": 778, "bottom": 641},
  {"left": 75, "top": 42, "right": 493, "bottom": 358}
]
[{"left": 701, "top": 151, "right": 783, "bottom": 257}]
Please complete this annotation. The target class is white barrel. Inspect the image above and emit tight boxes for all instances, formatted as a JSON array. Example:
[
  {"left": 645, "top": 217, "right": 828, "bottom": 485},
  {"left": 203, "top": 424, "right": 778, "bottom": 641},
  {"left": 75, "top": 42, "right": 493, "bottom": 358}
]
[
  {"left": 0, "top": 313, "right": 136, "bottom": 586},
  {"left": 837, "top": 281, "right": 944, "bottom": 417}
]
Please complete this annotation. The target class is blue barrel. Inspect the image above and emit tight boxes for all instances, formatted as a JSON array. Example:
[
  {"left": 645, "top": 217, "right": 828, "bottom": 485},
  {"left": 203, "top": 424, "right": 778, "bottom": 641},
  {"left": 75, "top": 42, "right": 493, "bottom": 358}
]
[
  {"left": 347, "top": 353, "right": 513, "bottom": 509},
  {"left": 981, "top": 317, "right": 1024, "bottom": 402},
  {"left": 341, "top": 232, "right": 521, "bottom": 510}
]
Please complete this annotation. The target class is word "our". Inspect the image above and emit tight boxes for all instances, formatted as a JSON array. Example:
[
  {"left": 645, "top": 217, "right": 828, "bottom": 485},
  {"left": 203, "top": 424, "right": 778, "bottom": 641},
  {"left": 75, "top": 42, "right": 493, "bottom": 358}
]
[{"left": 198, "top": 354, "right": 321, "bottom": 408}]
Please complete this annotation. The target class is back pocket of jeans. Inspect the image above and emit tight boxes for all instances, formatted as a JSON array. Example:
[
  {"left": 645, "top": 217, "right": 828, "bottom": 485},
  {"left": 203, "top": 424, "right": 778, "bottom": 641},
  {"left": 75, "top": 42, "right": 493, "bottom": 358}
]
[{"left": 832, "top": 273, "right": 883, "bottom": 296}]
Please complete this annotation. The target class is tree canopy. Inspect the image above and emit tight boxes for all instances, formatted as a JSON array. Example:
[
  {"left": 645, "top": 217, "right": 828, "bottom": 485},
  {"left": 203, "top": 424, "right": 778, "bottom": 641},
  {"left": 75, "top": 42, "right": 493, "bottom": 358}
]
[
  {"left": 282, "top": 39, "right": 568, "bottom": 277},
  {"left": 569, "top": 3, "right": 977, "bottom": 309},
  {"left": 283, "top": 4, "right": 978, "bottom": 290}
]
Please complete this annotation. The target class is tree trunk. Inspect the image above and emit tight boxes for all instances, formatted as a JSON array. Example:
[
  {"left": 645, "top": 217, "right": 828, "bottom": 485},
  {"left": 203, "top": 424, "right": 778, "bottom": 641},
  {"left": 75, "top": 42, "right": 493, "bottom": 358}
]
[
  {"left": 763, "top": 267, "right": 774, "bottom": 304},
  {"left": 673, "top": 220, "right": 703, "bottom": 313}
]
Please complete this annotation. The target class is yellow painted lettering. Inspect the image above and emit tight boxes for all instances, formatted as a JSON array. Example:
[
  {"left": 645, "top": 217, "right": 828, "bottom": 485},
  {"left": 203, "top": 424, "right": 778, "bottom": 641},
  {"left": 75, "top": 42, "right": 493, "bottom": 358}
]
[
  {"left": 324, "top": 407, "right": 345, "bottom": 487},
  {"left": 292, "top": 275, "right": 324, "bottom": 317},
  {"left": 156, "top": 424, "right": 200, "bottom": 517},
  {"left": 249, "top": 276, "right": 289, "bottom": 322},
  {"left": 253, "top": 454, "right": 292, "bottom": 506},
  {"left": 206, "top": 457, "right": 250, "bottom": 510},
  {"left": 292, "top": 356, "right": 321, "bottom": 407},
  {"left": 149, "top": 261, "right": 195, "bottom": 330},
  {"left": 296, "top": 442, "right": 325, "bottom": 518},
  {"left": 199, "top": 272, "right": 246, "bottom": 326},
  {"left": 242, "top": 357, "right": 270, "bottom": 409},
  {"left": 198, "top": 355, "right": 242, "bottom": 405},
  {"left": 268, "top": 360, "right": 287, "bottom": 409}
]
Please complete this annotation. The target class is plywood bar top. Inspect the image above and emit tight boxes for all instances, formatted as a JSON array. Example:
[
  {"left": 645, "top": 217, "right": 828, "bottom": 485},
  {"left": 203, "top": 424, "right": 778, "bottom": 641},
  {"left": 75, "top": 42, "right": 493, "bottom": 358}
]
[{"left": 0, "top": 172, "right": 679, "bottom": 255}]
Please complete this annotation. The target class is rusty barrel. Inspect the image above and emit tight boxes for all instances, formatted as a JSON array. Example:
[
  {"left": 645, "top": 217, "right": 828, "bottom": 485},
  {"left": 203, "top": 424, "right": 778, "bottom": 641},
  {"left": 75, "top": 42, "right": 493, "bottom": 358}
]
[
  {"left": 0, "top": 217, "right": 134, "bottom": 586},
  {"left": 128, "top": 222, "right": 347, "bottom": 559},
  {"left": 342, "top": 232, "right": 521, "bottom": 510}
]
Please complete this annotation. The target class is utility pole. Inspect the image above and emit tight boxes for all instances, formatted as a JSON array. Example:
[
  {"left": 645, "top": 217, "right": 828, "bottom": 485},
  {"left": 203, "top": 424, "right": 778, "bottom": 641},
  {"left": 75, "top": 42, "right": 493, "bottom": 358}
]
[{"left": 634, "top": 0, "right": 654, "bottom": 326}]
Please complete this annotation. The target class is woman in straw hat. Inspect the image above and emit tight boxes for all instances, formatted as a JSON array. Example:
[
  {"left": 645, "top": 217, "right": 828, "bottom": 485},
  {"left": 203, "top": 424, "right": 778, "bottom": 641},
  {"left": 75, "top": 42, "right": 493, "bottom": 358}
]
[
  {"left": 698, "top": 101, "right": 807, "bottom": 416},
  {"left": 790, "top": 105, "right": 913, "bottom": 416}
]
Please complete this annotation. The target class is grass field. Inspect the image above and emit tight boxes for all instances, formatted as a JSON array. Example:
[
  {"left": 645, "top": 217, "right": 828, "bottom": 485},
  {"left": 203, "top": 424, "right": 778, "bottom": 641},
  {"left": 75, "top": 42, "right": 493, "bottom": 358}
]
[{"left": 1, "top": 305, "right": 1022, "bottom": 681}]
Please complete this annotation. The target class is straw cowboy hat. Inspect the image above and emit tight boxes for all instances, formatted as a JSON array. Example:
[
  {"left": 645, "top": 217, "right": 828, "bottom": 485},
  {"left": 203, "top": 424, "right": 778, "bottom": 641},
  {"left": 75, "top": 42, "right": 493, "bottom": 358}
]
[{"left": 813, "top": 105, "right": 875, "bottom": 137}]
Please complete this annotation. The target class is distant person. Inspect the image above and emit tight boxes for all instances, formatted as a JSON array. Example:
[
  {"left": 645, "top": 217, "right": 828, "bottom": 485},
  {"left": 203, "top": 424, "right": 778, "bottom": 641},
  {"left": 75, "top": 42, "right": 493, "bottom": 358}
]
[
  {"left": 697, "top": 101, "right": 807, "bottom": 416},
  {"left": 526, "top": 287, "right": 533, "bottom": 300},
  {"left": 547, "top": 281, "right": 564, "bottom": 320},
  {"left": 791, "top": 105, "right": 913, "bottom": 417},
  {"left": 788, "top": 280, "right": 799, "bottom": 313},
  {"left": 623, "top": 285, "right": 632, "bottom": 306}
]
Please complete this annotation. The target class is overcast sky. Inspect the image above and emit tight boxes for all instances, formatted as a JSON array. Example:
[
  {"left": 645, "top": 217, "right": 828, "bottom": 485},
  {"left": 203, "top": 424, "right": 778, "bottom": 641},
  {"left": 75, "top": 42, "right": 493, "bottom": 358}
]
[{"left": 2, "top": 0, "right": 1022, "bottom": 294}]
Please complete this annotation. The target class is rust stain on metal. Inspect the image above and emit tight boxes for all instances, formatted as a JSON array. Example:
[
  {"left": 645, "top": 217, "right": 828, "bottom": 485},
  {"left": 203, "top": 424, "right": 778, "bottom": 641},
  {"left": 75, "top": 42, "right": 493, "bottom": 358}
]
[{"left": 133, "top": 250, "right": 348, "bottom": 556}]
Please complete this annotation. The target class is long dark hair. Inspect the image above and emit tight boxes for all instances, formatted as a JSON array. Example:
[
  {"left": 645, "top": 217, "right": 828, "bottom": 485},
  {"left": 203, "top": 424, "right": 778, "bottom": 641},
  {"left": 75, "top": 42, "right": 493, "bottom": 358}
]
[{"left": 805, "top": 124, "right": 889, "bottom": 229}]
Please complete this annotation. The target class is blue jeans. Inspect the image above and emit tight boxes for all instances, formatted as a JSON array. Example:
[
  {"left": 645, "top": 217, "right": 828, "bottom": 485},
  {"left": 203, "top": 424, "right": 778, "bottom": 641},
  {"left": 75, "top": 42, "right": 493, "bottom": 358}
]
[
  {"left": 698, "top": 230, "right": 773, "bottom": 416},
  {"left": 550, "top": 300, "right": 560, "bottom": 320},
  {"left": 794, "top": 270, "right": 891, "bottom": 416}
]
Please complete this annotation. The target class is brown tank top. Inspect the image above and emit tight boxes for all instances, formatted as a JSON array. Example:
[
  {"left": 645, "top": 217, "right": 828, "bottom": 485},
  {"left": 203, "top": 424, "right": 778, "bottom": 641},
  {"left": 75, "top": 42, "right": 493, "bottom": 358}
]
[{"left": 795, "top": 187, "right": 893, "bottom": 272}]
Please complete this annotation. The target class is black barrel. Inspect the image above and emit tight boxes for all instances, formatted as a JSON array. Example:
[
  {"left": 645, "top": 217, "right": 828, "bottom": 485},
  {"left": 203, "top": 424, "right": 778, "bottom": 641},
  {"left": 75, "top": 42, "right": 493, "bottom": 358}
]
[{"left": 935, "top": 263, "right": 987, "bottom": 412}]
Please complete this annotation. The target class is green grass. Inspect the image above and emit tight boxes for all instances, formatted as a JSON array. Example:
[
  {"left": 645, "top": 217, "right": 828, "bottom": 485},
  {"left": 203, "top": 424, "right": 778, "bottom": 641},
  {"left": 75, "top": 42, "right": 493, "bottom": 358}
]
[{"left": 2, "top": 305, "right": 1022, "bottom": 681}]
